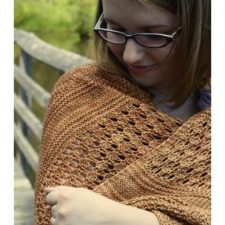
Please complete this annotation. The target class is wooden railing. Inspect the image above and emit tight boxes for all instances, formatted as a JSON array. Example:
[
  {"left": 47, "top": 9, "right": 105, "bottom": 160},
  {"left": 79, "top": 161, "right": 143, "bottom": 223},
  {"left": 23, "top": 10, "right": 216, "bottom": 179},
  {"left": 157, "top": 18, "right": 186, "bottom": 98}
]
[{"left": 14, "top": 28, "right": 92, "bottom": 182}]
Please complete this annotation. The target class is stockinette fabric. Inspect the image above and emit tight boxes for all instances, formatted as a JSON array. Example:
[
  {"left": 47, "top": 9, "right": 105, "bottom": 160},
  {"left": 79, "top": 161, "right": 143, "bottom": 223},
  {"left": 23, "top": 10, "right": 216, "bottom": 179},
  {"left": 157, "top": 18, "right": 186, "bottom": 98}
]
[{"left": 35, "top": 64, "right": 211, "bottom": 225}]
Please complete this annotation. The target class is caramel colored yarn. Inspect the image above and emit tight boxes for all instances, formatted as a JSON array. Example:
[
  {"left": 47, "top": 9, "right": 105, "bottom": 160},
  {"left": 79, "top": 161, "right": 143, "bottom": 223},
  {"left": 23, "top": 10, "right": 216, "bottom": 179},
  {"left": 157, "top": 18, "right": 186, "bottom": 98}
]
[{"left": 35, "top": 64, "right": 211, "bottom": 225}]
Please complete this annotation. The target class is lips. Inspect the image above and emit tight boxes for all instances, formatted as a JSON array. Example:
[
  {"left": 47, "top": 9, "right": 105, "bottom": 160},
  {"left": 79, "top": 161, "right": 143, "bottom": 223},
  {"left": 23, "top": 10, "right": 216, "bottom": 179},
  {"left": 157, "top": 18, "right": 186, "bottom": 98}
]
[{"left": 128, "top": 64, "right": 156, "bottom": 75}]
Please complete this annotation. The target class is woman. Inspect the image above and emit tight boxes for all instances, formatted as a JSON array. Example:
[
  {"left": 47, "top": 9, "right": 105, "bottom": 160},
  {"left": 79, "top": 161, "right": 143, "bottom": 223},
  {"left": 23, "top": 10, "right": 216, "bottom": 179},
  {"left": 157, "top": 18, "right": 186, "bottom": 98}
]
[{"left": 35, "top": 0, "right": 211, "bottom": 224}]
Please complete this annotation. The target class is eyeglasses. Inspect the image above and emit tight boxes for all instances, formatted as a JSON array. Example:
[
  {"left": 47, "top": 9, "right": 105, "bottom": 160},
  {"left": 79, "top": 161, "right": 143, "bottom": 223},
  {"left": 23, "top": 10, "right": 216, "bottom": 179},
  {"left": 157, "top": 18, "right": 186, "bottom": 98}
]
[{"left": 94, "top": 13, "right": 181, "bottom": 48}]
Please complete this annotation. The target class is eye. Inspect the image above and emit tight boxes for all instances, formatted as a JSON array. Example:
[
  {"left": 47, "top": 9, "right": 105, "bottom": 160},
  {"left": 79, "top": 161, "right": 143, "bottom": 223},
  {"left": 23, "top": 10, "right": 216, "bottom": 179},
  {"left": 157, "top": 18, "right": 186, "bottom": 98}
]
[{"left": 136, "top": 34, "right": 169, "bottom": 47}]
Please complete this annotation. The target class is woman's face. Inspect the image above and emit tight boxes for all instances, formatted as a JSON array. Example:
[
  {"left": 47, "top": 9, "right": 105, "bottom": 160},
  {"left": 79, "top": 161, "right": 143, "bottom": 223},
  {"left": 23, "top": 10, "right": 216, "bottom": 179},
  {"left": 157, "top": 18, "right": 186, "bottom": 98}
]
[{"left": 102, "top": 0, "right": 181, "bottom": 91}]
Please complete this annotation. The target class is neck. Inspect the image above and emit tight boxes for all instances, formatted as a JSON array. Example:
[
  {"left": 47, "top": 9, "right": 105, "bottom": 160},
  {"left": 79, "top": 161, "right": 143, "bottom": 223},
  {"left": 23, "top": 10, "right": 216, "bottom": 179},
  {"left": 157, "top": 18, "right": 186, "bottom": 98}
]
[{"left": 148, "top": 88, "right": 198, "bottom": 121}]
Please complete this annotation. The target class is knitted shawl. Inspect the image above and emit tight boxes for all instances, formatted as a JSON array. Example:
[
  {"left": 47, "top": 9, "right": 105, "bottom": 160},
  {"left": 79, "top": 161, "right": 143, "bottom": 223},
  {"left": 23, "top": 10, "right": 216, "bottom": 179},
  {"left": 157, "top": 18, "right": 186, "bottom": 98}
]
[{"left": 35, "top": 64, "right": 211, "bottom": 225}]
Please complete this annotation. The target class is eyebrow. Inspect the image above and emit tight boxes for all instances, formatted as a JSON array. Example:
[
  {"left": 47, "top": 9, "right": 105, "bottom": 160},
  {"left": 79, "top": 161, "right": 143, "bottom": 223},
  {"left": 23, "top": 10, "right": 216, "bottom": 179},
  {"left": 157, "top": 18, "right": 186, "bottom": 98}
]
[{"left": 104, "top": 17, "right": 170, "bottom": 29}]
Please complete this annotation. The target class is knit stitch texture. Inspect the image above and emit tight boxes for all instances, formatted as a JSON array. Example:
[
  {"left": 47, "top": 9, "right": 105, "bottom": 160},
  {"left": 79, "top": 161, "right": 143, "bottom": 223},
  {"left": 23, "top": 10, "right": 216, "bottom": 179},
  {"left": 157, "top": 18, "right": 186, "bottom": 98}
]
[{"left": 35, "top": 64, "right": 211, "bottom": 225}]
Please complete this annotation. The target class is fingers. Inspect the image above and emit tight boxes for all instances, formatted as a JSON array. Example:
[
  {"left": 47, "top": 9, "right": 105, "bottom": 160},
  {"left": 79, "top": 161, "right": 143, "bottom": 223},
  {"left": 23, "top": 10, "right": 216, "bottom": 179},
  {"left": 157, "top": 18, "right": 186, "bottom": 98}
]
[
  {"left": 45, "top": 186, "right": 73, "bottom": 193},
  {"left": 48, "top": 196, "right": 58, "bottom": 225},
  {"left": 51, "top": 205, "right": 58, "bottom": 218},
  {"left": 46, "top": 190, "right": 59, "bottom": 206},
  {"left": 45, "top": 186, "right": 67, "bottom": 225},
  {"left": 45, "top": 186, "right": 63, "bottom": 206},
  {"left": 45, "top": 187, "right": 57, "bottom": 193},
  {"left": 50, "top": 217, "right": 57, "bottom": 225}
]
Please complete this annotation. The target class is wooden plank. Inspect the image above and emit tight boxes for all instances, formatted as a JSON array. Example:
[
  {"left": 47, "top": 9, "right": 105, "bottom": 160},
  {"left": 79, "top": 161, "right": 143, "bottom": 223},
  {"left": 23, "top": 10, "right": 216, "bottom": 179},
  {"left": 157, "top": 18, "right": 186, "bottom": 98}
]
[
  {"left": 17, "top": 52, "right": 32, "bottom": 176},
  {"left": 14, "top": 93, "right": 43, "bottom": 141},
  {"left": 14, "top": 123, "right": 39, "bottom": 173},
  {"left": 14, "top": 159, "right": 34, "bottom": 225},
  {"left": 15, "top": 65, "right": 51, "bottom": 109},
  {"left": 14, "top": 28, "right": 92, "bottom": 72}
]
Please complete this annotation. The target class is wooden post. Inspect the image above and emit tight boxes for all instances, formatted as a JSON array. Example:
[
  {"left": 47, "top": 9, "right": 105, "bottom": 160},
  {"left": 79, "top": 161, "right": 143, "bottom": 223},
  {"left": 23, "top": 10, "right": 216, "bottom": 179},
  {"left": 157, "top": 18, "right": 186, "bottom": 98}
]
[{"left": 18, "top": 49, "right": 33, "bottom": 177}]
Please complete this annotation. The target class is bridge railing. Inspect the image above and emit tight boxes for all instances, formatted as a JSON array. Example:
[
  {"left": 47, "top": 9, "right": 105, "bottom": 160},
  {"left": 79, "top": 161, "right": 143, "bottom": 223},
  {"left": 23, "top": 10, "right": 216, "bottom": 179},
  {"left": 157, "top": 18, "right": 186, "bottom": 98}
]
[{"left": 14, "top": 28, "right": 92, "bottom": 182}]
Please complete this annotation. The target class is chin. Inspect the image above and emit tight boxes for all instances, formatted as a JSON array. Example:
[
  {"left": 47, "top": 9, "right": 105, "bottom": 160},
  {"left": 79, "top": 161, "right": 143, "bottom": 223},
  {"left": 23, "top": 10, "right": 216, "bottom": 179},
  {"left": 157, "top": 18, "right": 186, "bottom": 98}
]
[{"left": 130, "top": 75, "right": 158, "bottom": 88}]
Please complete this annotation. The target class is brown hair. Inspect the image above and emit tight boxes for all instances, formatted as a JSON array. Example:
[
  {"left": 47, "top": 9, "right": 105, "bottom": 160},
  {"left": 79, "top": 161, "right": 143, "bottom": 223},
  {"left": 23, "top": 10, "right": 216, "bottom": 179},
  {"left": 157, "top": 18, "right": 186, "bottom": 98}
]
[{"left": 94, "top": 0, "right": 211, "bottom": 106}]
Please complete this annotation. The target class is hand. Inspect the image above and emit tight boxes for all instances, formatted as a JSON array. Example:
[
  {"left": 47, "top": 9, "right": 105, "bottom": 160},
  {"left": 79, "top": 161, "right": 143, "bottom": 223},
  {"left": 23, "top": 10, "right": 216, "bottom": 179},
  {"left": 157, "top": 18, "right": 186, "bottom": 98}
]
[
  {"left": 45, "top": 186, "right": 122, "bottom": 225},
  {"left": 45, "top": 186, "right": 160, "bottom": 225}
]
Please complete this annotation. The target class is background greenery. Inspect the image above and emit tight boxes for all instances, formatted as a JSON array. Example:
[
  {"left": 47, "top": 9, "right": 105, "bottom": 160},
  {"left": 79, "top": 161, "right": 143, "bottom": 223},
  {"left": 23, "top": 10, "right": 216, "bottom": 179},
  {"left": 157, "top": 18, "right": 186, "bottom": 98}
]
[{"left": 15, "top": 0, "right": 98, "bottom": 53}]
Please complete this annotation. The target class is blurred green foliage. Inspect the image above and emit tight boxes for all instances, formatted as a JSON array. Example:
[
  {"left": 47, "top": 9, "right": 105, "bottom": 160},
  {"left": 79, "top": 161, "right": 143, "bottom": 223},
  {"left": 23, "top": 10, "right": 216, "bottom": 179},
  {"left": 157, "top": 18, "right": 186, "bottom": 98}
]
[{"left": 15, "top": 0, "right": 97, "bottom": 43}]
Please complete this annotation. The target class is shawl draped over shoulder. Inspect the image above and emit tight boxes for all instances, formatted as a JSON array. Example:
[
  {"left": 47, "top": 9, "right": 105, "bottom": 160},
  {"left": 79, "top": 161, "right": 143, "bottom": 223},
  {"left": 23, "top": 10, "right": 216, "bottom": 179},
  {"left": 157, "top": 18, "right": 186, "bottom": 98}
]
[{"left": 35, "top": 64, "right": 211, "bottom": 225}]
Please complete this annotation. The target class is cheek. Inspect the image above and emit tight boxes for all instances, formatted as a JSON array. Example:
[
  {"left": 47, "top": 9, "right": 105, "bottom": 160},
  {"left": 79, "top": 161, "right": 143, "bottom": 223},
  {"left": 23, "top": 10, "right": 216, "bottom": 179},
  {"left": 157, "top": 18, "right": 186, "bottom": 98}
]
[
  {"left": 166, "top": 45, "right": 182, "bottom": 68},
  {"left": 151, "top": 43, "right": 181, "bottom": 65},
  {"left": 108, "top": 44, "right": 124, "bottom": 59}
]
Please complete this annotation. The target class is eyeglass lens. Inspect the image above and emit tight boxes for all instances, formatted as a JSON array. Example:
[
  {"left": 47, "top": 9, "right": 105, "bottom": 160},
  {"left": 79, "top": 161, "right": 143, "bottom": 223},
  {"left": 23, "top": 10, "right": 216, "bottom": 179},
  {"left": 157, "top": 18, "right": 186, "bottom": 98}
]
[{"left": 98, "top": 30, "right": 169, "bottom": 47}]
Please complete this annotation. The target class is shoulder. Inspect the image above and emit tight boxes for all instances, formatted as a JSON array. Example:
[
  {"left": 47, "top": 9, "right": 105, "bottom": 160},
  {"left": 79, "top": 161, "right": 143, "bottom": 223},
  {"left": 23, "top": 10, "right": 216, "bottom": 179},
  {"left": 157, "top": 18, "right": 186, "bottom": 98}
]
[
  {"left": 51, "top": 63, "right": 151, "bottom": 105},
  {"left": 44, "top": 63, "right": 154, "bottom": 127},
  {"left": 54, "top": 63, "right": 128, "bottom": 93},
  {"left": 47, "top": 64, "right": 108, "bottom": 114},
  {"left": 51, "top": 64, "right": 126, "bottom": 102},
  {"left": 54, "top": 64, "right": 104, "bottom": 90},
  {"left": 47, "top": 64, "right": 135, "bottom": 117}
]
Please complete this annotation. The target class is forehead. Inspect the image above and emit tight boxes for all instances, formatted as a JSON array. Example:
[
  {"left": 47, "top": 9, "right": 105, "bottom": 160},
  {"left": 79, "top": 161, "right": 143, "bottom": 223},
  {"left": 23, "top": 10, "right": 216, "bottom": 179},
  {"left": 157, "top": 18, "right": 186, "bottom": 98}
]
[{"left": 102, "top": 0, "right": 178, "bottom": 29}]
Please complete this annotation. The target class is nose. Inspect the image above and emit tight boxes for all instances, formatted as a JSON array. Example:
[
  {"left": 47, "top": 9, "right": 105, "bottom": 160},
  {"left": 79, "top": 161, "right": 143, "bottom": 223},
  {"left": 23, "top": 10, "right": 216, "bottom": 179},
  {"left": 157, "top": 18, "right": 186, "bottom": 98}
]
[{"left": 122, "top": 39, "right": 145, "bottom": 64}]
